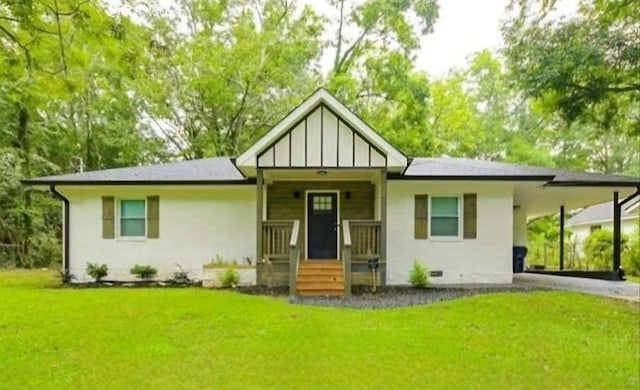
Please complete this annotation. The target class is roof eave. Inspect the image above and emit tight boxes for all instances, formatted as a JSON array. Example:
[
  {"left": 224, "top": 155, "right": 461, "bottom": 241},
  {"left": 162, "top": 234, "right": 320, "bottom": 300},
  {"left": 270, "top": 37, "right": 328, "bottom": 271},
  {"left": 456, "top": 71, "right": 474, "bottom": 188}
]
[
  {"left": 21, "top": 179, "right": 257, "bottom": 186},
  {"left": 567, "top": 215, "right": 639, "bottom": 227},
  {"left": 388, "top": 174, "right": 556, "bottom": 181},
  {"left": 546, "top": 181, "right": 640, "bottom": 187}
]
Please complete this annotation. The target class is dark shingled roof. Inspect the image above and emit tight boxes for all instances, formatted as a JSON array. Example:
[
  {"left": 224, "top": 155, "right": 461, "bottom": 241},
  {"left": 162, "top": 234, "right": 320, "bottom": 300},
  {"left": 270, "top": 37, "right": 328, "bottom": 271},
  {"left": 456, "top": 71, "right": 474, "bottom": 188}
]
[
  {"left": 567, "top": 200, "right": 640, "bottom": 226},
  {"left": 23, "top": 156, "right": 640, "bottom": 186},
  {"left": 23, "top": 157, "right": 252, "bottom": 185},
  {"left": 401, "top": 158, "right": 640, "bottom": 185},
  {"left": 403, "top": 158, "right": 557, "bottom": 178}
]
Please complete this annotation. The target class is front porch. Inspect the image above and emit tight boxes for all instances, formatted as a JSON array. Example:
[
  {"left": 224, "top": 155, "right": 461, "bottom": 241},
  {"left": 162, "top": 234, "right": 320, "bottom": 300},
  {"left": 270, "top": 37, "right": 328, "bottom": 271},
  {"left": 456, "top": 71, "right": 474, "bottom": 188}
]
[
  {"left": 233, "top": 89, "right": 408, "bottom": 295},
  {"left": 256, "top": 170, "right": 387, "bottom": 296}
]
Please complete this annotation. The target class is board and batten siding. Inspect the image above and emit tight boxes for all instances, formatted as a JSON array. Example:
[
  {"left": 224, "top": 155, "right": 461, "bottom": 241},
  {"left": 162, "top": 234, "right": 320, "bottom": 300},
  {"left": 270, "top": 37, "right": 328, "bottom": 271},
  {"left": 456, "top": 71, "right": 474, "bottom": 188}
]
[
  {"left": 266, "top": 180, "right": 375, "bottom": 259},
  {"left": 386, "top": 181, "right": 514, "bottom": 285},
  {"left": 257, "top": 105, "right": 386, "bottom": 168},
  {"left": 60, "top": 185, "right": 256, "bottom": 282}
]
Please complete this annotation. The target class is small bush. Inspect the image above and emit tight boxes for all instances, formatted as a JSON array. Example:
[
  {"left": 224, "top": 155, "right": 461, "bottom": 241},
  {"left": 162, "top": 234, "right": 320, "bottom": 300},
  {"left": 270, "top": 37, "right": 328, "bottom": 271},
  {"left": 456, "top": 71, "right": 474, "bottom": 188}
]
[
  {"left": 130, "top": 264, "right": 158, "bottom": 280},
  {"left": 218, "top": 267, "right": 240, "bottom": 288},
  {"left": 170, "top": 264, "right": 193, "bottom": 285},
  {"left": 58, "top": 269, "right": 76, "bottom": 284},
  {"left": 86, "top": 262, "right": 108, "bottom": 282},
  {"left": 409, "top": 260, "right": 429, "bottom": 288}
]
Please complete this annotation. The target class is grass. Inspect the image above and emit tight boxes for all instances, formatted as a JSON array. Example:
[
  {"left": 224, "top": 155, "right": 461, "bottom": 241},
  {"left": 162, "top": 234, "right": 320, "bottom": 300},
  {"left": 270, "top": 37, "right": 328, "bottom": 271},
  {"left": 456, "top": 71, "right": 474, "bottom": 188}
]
[
  {"left": 626, "top": 275, "right": 640, "bottom": 284},
  {"left": 0, "top": 270, "right": 638, "bottom": 389}
]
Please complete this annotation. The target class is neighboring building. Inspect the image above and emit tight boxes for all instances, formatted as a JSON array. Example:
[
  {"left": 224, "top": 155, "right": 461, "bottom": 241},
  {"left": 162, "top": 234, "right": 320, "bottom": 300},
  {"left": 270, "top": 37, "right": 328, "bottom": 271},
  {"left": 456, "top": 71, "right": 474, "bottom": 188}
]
[
  {"left": 567, "top": 201, "right": 639, "bottom": 244},
  {"left": 23, "top": 89, "right": 640, "bottom": 294}
]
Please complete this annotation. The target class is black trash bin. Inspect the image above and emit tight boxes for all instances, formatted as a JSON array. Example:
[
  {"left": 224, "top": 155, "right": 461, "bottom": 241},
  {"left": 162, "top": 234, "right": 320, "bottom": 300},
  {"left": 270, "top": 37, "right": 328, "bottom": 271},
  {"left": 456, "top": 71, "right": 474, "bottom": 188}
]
[{"left": 512, "top": 246, "right": 527, "bottom": 273}]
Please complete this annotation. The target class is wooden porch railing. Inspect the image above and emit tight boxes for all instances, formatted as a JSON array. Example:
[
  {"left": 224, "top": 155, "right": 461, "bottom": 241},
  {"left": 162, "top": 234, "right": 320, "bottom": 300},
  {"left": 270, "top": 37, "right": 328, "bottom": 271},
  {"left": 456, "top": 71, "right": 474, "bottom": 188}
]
[
  {"left": 348, "top": 220, "right": 381, "bottom": 260},
  {"left": 342, "top": 220, "right": 382, "bottom": 296},
  {"left": 262, "top": 221, "right": 295, "bottom": 261},
  {"left": 261, "top": 220, "right": 300, "bottom": 295}
]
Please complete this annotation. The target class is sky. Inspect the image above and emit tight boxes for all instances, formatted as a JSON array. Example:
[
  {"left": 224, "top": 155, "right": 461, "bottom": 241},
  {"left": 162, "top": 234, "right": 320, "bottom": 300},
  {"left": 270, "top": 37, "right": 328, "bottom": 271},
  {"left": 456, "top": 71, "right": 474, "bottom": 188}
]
[
  {"left": 293, "top": 0, "right": 513, "bottom": 78},
  {"left": 417, "top": 0, "right": 508, "bottom": 77},
  {"left": 415, "top": 0, "right": 579, "bottom": 77},
  {"left": 304, "top": 0, "right": 579, "bottom": 78}
]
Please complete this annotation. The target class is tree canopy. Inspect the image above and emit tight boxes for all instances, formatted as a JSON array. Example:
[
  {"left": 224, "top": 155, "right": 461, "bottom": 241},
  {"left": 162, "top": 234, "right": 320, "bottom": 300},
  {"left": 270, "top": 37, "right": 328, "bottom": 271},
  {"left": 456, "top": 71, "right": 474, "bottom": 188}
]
[{"left": 0, "top": 0, "right": 637, "bottom": 267}]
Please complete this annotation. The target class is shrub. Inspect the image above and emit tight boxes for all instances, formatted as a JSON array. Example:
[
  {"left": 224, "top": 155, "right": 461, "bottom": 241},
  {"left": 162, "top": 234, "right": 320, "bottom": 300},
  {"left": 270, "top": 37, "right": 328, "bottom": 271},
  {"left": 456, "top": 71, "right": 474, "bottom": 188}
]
[
  {"left": 130, "top": 264, "right": 158, "bottom": 280},
  {"left": 86, "top": 262, "right": 108, "bottom": 282},
  {"left": 170, "top": 264, "right": 193, "bottom": 285},
  {"left": 218, "top": 267, "right": 240, "bottom": 288},
  {"left": 409, "top": 260, "right": 429, "bottom": 288},
  {"left": 584, "top": 230, "right": 628, "bottom": 270},
  {"left": 58, "top": 269, "right": 76, "bottom": 284},
  {"left": 623, "top": 228, "right": 640, "bottom": 276}
]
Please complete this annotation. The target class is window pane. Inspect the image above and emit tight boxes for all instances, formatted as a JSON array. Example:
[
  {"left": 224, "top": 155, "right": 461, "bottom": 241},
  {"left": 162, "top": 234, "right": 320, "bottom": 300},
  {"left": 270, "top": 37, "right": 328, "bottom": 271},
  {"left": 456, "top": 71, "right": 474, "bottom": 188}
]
[
  {"left": 121, "top": 219, "right": 145, "bottom": 236},
  {"left": 121, "top": 200, "right": 145, "bottom": 217},
  {"left": 431, "top": 217, "right": 459, "bottom": 236},
  {"left": 313, "top": 196, "right": 332, "bottom": 211},
  {"left": 432, "top": 197, "right": 458, "bottom": 216}
]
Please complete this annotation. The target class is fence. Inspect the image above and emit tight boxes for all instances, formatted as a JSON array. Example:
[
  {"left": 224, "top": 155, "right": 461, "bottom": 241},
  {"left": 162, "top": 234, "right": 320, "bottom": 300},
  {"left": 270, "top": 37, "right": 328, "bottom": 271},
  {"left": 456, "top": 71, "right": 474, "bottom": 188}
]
[{"left": 526, "top": 240, "right": 621, "bottom": 271}]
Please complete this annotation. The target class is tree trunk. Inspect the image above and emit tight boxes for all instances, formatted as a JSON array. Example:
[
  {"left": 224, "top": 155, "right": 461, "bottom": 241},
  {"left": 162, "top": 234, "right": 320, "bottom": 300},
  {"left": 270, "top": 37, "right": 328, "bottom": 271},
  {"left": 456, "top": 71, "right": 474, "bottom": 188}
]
[{"left": 17, "top": 104, "right": 32, "bottom": 268}]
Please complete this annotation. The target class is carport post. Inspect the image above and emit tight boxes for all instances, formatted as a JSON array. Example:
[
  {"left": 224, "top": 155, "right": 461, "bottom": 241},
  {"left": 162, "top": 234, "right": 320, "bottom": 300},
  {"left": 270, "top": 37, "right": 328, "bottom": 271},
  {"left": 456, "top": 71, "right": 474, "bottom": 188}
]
[
  {"left": 613, "top": 192, "right": 621, "bottom": 272},
  {"left": 613, "top": 188, "right": 640, "bottom": 273},
  {"left": 559, "top": 205, "right": 565, "bottom": 271}
]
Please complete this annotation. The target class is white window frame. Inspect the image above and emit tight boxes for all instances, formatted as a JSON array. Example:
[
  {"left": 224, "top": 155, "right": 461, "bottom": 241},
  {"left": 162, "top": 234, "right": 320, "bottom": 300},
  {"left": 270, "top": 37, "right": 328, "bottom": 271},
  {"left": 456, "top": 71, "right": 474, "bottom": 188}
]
[
  {"left": 117, "top": 198, "right": 147, "bottom": 240},
  {"left": 428, "top": 195, "right": 462, "bottom": 241}
]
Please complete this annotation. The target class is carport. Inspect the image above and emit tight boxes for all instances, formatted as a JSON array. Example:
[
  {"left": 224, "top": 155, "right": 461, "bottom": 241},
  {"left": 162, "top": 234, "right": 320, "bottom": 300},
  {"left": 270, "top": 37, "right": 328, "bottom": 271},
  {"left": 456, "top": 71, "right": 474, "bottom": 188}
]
[{"left": 512, "top": 170, "right": 639, "bottom": 280}]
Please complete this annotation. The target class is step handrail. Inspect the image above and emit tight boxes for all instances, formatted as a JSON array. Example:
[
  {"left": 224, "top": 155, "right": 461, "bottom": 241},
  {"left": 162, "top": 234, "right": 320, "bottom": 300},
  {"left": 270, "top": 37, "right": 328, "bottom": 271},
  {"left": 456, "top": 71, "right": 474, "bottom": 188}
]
[
  {"left": 289, "top": 220, "right": 300, "bottom": 295},
  {"left": 342, "top": 220, "right": 352, "bottom": 296}
]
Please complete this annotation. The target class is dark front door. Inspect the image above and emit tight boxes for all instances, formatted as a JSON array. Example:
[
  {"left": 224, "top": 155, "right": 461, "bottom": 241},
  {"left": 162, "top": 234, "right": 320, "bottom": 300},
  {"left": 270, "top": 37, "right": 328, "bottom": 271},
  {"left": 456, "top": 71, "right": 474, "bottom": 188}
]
[{"left": 307, "top": 193, "right": 338, "bottom": 259}]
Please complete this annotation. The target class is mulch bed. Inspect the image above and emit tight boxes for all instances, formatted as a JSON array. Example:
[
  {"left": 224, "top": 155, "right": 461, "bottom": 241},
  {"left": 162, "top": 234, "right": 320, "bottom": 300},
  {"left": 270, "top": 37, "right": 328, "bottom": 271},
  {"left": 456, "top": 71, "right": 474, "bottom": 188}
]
[{"left": 60, "top": 280, "right": 202, "bottom": 288}]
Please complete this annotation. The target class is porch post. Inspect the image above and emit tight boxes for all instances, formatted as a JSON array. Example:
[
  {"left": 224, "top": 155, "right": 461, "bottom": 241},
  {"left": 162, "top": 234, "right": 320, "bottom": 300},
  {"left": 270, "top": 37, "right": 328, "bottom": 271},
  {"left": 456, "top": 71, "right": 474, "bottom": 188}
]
[
  {"left": 559, "top": 205, "right": 565, "bottom": 271},
  {"left": 613, "top": 191, "right": 621, "bottom": 272},
  {"left": 380, "top": 168, "right": 387, "bottom": 286},
  {"left": 256, "top": 170, "right": 264, "bottom": 283}
]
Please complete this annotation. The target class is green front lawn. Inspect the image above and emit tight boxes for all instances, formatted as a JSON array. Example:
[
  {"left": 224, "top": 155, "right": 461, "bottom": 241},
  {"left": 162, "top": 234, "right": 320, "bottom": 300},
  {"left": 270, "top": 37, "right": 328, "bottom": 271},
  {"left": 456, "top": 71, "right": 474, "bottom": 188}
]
[
  {"left": 626, "top": 275, "right": 640, "bottom": 284},
  {"left": 0, "top": 270, "right": 638, "bottom": 389}
]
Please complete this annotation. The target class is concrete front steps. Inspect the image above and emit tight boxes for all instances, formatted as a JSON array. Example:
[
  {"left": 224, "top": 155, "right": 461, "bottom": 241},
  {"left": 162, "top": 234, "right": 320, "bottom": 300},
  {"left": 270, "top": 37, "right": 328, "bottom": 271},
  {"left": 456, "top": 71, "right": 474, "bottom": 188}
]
[{"left": 296, "top": 260, "right": 344, "bottom": 296}]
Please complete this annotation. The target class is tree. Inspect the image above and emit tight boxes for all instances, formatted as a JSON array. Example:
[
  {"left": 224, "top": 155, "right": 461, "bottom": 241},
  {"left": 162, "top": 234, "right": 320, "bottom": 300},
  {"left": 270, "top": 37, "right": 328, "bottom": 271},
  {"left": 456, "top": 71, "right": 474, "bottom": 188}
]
[
  {"left": 324, "top": 0, "right": 438, "bottom": 157},
  {"left": 503, "top": 0, "right": 640, "bottom": 174},
  {"left": 424, "top": 50, "right": 554, "bottom": 164},
  {"left": 138, "top": 0, "right": 324, "bottom": 159},
  {"left": 0, "top": 0, "right": 164, "bottom": 267},
  {"left": 504, "top": 0, "right": 639, "bottom": 124}
]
